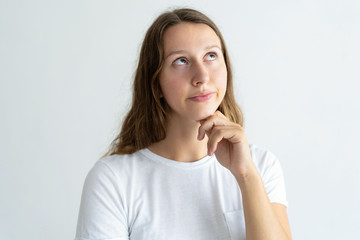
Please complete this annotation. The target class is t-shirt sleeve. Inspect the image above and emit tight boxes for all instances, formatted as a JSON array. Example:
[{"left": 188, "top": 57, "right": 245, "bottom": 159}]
[
  {"left": 253, "top": 147, "right": 288, "bottom": 207},
  {"left": 75, "top": 160, "right": 129, "bottom": 240}
]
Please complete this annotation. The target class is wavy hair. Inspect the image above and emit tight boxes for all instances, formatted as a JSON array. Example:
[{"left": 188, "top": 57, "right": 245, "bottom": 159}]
[{"left": 103, "top": 8, "right": 243, "bottom": 156}]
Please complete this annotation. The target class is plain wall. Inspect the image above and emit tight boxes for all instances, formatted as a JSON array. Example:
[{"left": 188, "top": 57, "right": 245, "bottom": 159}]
[{"left": 1, "top": 0, "right": 359, "bottom": 239}]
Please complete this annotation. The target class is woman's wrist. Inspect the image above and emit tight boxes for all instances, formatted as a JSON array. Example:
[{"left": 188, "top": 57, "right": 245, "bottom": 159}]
[{"left": 232, "top": 164, "right": 262, "bottom": 190}]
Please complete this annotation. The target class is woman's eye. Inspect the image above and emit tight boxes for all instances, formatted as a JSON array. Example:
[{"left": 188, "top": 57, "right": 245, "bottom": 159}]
[
  {"left": 173, "top": 58, "right": 188, "bottom": 65},
  {"left": 205, "top": 52, "right": 217, "bottom": 61}
]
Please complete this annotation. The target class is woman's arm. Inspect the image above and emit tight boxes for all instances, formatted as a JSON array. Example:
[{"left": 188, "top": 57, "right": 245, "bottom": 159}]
[
  {"left": 198, "top": 111, "right": 291, "bottom": 240},
  {"left": 235, "top": 168, "right": 292, "bottom": 240}
]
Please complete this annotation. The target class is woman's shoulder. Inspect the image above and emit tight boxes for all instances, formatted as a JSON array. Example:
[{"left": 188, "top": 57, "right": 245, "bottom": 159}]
[
  {"left": 81, "top": 150, "right": 150, "bottom": 190},
  {"left": 248, "top": 144, "right": 283, "bottom": 175},
  {"left": 99, "top": 151, "right": 139, "bottom": 165},
  {"left": 249, "top": 144, "right": 279, "bottom": 160},
  {"left": 95, "top": 149, "right": 148, "bottom": 173}
]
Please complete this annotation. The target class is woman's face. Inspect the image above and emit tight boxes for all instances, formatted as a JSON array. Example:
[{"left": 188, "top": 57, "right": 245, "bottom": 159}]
[{"left": 159, "top": 22, "right": 227, "bottom": 122}]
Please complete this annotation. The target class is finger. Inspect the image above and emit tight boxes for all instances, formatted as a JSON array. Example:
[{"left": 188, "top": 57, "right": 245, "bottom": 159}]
[
  {"left": 197, "top": 120, "right": 212, "bottom": 140},
  {"left": 207, "top": 126, "right": 238, "bottom": 155},
  {"left": 197, "top": 111, "right": 225, "bottom": 125},
  {"left": 214, "top": 110, "right": 228, "bottom": 119},
  {"left": 198, "top": 115, "right": 231, "bottom": 140}
]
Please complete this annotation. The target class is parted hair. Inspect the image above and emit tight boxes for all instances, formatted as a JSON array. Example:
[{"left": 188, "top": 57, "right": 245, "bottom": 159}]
[{"left": 103, "top": 8, "right": 243, "bottom": 156}]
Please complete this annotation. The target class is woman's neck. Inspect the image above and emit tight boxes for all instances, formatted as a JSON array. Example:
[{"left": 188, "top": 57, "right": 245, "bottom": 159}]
[{"left": 148, "top": 114, "right": 209, "bottom": 162}]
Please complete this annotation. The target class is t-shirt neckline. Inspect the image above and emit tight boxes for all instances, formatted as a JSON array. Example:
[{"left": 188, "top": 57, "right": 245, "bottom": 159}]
[{"left": 139, "top": 148, "right": 214, "bottom": 169}]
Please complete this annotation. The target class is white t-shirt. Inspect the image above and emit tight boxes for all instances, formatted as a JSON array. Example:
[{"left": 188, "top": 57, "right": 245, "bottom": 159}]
[{"left": 75, "top": 144, "right": 288, "bottom": 240}]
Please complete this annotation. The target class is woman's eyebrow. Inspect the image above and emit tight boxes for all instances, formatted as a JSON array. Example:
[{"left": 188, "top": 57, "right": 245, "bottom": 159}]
[
  {"left": 204, "top": 44, "right": 222, "bottom": 51},
  {"left": 164, "top": 44, "right": 222, "bottom": 60},
  {"left": 165, "top": 50, "right": 187, "bottom": 60}
]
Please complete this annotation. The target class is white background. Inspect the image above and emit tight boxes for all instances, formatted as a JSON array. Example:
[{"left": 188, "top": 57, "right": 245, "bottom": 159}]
[{"left": 1, "top": 0, "right": 359, "bottom": 239}]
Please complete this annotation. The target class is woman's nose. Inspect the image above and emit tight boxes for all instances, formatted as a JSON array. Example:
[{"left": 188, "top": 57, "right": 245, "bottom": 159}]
[{"left": 191, "top": 61, "right": 210, "bottom": 86}]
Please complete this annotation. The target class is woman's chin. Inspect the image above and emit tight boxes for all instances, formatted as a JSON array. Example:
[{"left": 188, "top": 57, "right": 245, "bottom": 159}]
[
  {"left": 168, "top": 106, "right": 220, "bottom": 122},
  {"left": 193, "top": 110, "right": 217, "bottom": 122}
]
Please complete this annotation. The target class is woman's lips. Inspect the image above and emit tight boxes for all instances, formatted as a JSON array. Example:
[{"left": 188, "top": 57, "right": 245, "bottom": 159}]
[{"left": 188, "top": 92, "right": 215, "bottom": 102}]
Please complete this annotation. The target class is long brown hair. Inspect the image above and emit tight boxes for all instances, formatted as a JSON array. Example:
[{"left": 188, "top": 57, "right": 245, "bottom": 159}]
[{"left": 103, "top": 8, "right": 243, "bottom": 156}]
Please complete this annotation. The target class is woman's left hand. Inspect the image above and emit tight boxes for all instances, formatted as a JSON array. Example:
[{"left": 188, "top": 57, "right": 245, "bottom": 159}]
[{"left": 198, "top": 111, "right": 254, "bottom": 178}]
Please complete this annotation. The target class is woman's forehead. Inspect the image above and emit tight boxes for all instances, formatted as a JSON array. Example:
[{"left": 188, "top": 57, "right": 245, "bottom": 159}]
[{"left": 162, "top": 22, "right": 222, "bottom": 55}]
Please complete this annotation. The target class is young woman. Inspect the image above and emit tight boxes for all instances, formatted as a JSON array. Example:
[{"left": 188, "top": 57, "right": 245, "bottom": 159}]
[{"left": 75, "top": 8, "right": 291, "bottom": 240}]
